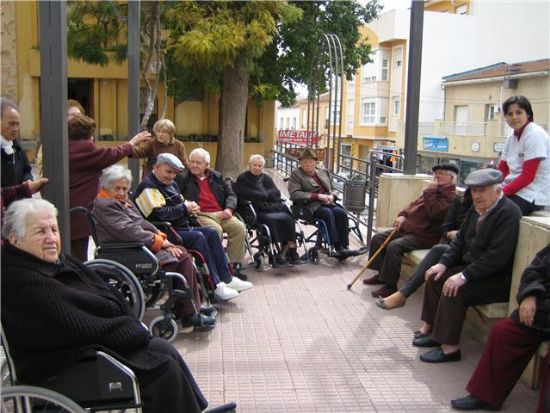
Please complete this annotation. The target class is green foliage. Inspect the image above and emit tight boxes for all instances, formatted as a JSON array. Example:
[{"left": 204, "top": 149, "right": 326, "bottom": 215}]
[{"left": 67, "top": 1, "right": 128, "bottom": 66}]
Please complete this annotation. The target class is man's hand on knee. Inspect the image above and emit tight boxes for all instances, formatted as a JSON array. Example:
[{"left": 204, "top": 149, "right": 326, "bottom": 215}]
[{"left": 221, "top": 208, "right": 233, "bottom": 220}]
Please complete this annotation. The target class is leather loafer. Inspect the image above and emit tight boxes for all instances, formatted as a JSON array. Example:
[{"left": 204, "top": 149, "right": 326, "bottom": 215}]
[
  {"left": 451, "top": 394, "right": 498, "bottom": 411},
  {"left": 420, "top": 347, "right": 461, "bottom": 363},
  {"left": 412, "top": 335, "right": 440, "bottom": 347},
  {"left": 363, "top": 274, "right": 383, "bottom": 285}
]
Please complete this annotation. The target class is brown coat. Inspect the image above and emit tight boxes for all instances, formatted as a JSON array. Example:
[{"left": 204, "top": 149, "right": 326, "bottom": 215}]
[
  {"left": 397, "top": 182, "right": 456, "bottom": 245},
  {"left": 287, "top": 167, "right": 338, "bottom": 215},
  {"left": 92, "top": 196, "right": 178, "bottom": 266},
  {"left": 133, "top": 138, "right": 188, "bottom": 179}
]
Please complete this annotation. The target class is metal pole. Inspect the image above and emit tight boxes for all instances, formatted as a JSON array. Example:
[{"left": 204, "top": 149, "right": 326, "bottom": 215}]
[
  {"left": 403, "top": 0, "right": 424, "bottom": 175},
  {"left": 334, "top": 34, "right": 345, "bottom": 175},
  {"left": 39, "top": 1, "right": 70, "bottom": 253},
  {"left": 127, "top": 1, "right": 140, "bottom": 189},
  {"left": 323, "top": 33, "right": 334, "bottom": 172}
]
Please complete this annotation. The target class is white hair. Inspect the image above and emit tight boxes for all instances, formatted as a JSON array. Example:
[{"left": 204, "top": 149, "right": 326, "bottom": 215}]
[
  {"left": 189, "top": 148, "right": 210, "bottom": 165},
  {"left": 101, "top": 165, "right": 132, "bottom": 189},
  {"left": 249, "top": 154, "right": 265, "bottom": 166},
  {"left": 2, "top": 198, "right": 58, "bottom": 240}
]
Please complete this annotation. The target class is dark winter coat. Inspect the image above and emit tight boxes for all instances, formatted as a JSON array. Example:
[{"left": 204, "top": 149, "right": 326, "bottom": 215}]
[
  {"left": 1, "top": 139, "right": 33, "bottom": 187},
  {"left": 439, "top": 196, "right": 522, "bottom": 281},
  {"left": 1, "top": 242, "right": 165, "bottom": 385},
  {"left": 510, "top": 244, "right": 550, "bottom": 334},
  {"left": 234, "top": 171, "right": 287, "bottom": 213},
  {"left": 176, "top": 169, "right": 238, "bottom": 211}
]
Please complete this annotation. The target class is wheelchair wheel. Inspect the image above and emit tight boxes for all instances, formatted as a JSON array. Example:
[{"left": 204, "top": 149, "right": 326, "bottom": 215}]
[
  {"left": 84, "top": 259, "right": 145, "bottom": 321},
  {"left": 307, "top": 247, "right": 320, "bottom": 264},
  {"left": 149, "top": 316, "right": 178, "bottom": 342},
  {"left": 253, "top": 252, "right": 265, "bottom": 272},
  {"left": 1, "top": 359, "right": 12, "bottom": 387},
  {"left": 1, "top": 385, "right": 86, "bottom": 413}
]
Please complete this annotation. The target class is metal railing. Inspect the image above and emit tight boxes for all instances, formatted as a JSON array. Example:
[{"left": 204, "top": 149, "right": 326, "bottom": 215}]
[{"left": 272, "top": 142, "right": 406, "bottom": 244}]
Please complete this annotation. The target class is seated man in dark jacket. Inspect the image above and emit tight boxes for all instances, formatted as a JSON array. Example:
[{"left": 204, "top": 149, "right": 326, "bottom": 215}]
[
  {"left": 451, "top": 244, "right": 550, "bottom": 412},
  {"left": 363, "top": 163, "right": 458, "bottom": 298},
  {"left": 1, "top": 198, "right": 207, "bottom": 413},
  {"left": 135, "top": 153, "right": 252, "bottom": 302},
  {"left": 175, "top": 148, "right": 248, "bottom": 278},
  {"left": 414, "top": 168, "right": 522, "bottom": 363}
]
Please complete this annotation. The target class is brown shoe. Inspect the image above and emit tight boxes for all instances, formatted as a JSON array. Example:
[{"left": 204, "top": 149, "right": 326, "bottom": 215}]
[
  {"left": 371, "top": 285, "right": 397, "bottom": 298},
  {"left": 362, "top": 274, "right": 383, "bottom": 285}
]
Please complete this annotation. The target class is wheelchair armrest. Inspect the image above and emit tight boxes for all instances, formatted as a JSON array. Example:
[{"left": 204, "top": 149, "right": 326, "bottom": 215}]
[
  {"left": 43, "top": 351, "right": 140, "bottom": 410},
  {"left": 98, "top": 242, "right": 145, "bottom": 251}
]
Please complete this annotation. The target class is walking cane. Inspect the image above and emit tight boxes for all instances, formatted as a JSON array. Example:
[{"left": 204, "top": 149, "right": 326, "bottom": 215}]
[{"left": 346, "top": 226, "right": 398, "bottom": 290}]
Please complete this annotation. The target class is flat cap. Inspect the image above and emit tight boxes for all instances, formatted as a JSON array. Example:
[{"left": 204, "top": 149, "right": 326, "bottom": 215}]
[
  {"left": 432, "top": 163, "right": 459, "bottom": 175},
  {"left": 464, "top": 168, "right": 503, "bottom": 187},
  {"left": 299, "top": 147, "right": 318, "bottom": 160},
  {"left": 155, "top": 153, "right": 184, "bottom": 172}
]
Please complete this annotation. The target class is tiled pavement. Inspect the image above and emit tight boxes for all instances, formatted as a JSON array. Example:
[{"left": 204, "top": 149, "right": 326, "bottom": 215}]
[{"left": 164, "top": 252, "right": 539, "bottom": 413}]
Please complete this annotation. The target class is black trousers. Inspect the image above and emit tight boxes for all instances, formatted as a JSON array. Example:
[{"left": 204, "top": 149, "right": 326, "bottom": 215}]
[
  {"left": 369, "top": 229, "right": 433, "bottom": 288},
  {"left": 421, "top": 266, "right": 511, "bottom": 345},
  {"left": 136, "top": 337, "right": 207, "bottom": 413},
  {"left": 312, "top": 204, "right": 349, "bottom": 247}
]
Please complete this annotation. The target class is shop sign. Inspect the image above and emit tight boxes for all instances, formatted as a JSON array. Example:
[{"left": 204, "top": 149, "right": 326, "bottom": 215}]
[
  {"left": 423, "top": 136, "right": 449, "bottom": 152},
  {"left": 277, "top": 130, "right": 319, "bottom": 145}
]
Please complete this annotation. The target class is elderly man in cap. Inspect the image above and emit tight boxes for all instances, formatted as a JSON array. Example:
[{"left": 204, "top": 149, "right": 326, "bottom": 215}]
[
  {"left": 135, "top": 153, "right": 253, "bottom": 302},
  {"left": 363, "top": 163, "right": 458, "bottom": 298},
  {"left": 414, "top": 168, "right": 522, "bottom": 363},
  {"left": 175, "top": 148, "right": 248, "bottom": 279},
  {"left": 288, "top": 147, "right": 355, "bottom": 257}
]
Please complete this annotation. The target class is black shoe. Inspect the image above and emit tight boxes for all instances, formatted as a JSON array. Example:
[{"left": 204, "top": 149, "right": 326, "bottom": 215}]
[
  {"left": 451, "top": 395, "right": 498, "bottom": 411},
  {"left": 181, "top": 313, "right": 216, "bottom": 331},
  {"left": 287, "top": 249, "right": 306, "bottom": 265},
  {"left": 413, "top": 330, "right": 428, "bottom": 339},
  {"left": 420, "top": 347, "right": 461, "bottom": 363},
  {"left": 271, "top": 254, "right": 290, "bottom": 267},
  {"left": 412, "top": 335, "right": 440, "bottom": 348},
  {"left": 200, "top": 305, "right": 217, "bottom": 318}
]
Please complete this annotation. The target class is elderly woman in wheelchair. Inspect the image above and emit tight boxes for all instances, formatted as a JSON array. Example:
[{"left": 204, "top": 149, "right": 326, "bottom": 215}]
[
  {"left": 1, "top": 198, "right": 208, "bottom": 412},
  {"left": 288, "top": 147, "right": 361, "bottom": 260},
  {"left": 234, "top": 154, "right": 305, "bottom": 266},
  {"left": 92, "top": 164, "right": 216, "bottom": 331}
]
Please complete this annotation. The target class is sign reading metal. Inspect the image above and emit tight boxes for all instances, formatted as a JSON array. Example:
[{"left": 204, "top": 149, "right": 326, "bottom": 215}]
[
  {"left": 423, "top": 136, "right": 449, "bottom": 152},
  {"left": 277, "top": 130, "right": 320, "bottom": 145}
]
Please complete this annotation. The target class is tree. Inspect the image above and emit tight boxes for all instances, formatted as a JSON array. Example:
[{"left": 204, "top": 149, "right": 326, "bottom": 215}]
[
  {"left": 165, "top": 0, "right": 381, "bottom": 178},
  {"left": 164, "top": 1, "right": 302, "bottom": 178},
  {"left": 67, "top": 0, "right": 165, "bottom": 131}
]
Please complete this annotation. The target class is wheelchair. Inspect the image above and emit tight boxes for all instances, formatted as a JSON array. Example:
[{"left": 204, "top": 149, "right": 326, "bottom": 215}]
[
  {"left": 1, "top": 324, "right": 238, "bottom": 413},
  {"left": 73, "top": 207, "right": 199, "bottom": 342},
  {"left": 235, "top": 200, "right": 307, "bottom": 271},
  {"left": 290, "top": 200, "right": 367, "bottom": 264},
  {"left": 1, "top": 323, "right": 142, "bottom": 412}
]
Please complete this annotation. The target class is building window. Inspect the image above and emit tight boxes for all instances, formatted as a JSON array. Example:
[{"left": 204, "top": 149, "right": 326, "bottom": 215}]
[
  {"left": 361, "top": 100, "right": 376, "bottom": 124},
  {"left": 339, "top": 143, "right": 352, "bottom": 172},
  {"left": 393, "top": 47, "right": 403, "bottom": 69},
  {"left": 393, "top": 97, "right": 400, "bottom": 115},
  {"left": 279, "top": 118, "right": 283, "bottom": 129},
  {"left": 292, "top": 117, "right": 296, "bottom": 130},
  {"left": 381, "top": 59, "right": 389, "bottom": 81},
  {"left": 485, "top": 104, "right": 500, "bottom": 121}
]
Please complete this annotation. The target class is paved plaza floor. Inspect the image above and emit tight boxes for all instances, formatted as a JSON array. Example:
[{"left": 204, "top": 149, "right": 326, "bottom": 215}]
[{"left": 165, "top": 251, "right": 538, "bottom": 413}]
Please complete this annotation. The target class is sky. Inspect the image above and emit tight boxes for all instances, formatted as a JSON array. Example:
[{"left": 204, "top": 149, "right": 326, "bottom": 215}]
[{"left": 379, "top": 0, "right": 411, "bottom": 12}]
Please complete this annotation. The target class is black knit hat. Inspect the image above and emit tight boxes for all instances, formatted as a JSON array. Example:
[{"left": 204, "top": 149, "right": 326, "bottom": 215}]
[{"left": 432, "top": 163, "right": 459, "bottom": 175}]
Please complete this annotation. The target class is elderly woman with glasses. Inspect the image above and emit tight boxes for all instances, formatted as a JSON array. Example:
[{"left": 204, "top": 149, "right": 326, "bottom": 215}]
[
  {"left": 1, "top": 198, "right": 208, "bottom": 413},
  {"left": 234, "top": 154, "right": 303, "bottom": 265},
  {"left": 92, "top": 164, "right": 216, "bottom": 330}
]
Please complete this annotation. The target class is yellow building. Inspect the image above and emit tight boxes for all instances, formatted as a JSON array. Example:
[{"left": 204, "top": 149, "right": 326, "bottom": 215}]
[{"left": 0, "top": 1, "right": 276, "bottom": 166}]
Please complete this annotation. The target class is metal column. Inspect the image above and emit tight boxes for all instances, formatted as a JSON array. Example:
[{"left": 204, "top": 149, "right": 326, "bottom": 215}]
[
  {"left": 403, "top": 1, "right": 424, "bottom": 175},
  {"left": 39, "top": 1, "right": 70, "bottom": 253},
  {"left": 127, "top": 1, "right": 141, "bottom": 189}
]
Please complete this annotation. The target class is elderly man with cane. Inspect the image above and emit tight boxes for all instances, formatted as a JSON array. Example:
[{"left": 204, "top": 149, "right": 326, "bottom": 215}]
[
  {"left": 414, "top": 168, "right": 522, "bottom": 363},
  {"left": 362, "top": 163, "right": 457, "bottom": 298}
]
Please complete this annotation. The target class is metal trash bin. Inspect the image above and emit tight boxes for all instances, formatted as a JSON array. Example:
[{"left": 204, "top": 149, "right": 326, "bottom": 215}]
[{"left": 343, "top": 179, "right": 367, "bottom": 214}]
